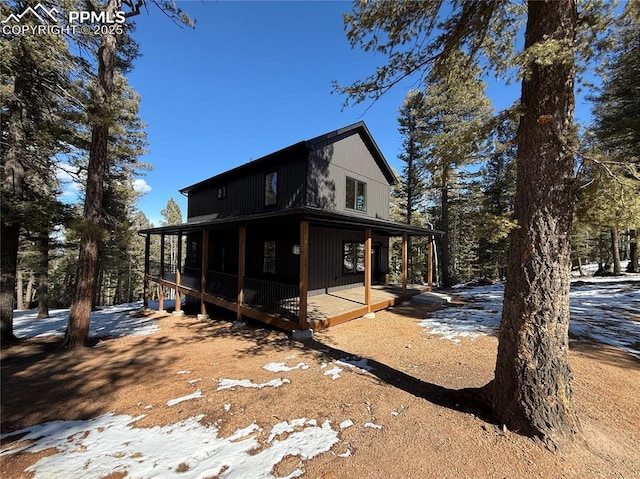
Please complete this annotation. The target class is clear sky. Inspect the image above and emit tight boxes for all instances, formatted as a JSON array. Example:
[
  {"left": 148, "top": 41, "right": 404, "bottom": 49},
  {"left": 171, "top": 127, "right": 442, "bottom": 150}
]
[{"left": 126, "top": 1, "right": 593, "bottom": 226}]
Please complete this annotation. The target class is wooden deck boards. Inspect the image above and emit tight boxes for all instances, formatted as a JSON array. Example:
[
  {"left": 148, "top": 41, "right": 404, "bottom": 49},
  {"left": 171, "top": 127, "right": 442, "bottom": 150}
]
[
  {"left": 307, "top": 285, "right": 426, "bottom": 324},
  {"left": 148, "top": 274, "right": 427, "bottom": 331}
]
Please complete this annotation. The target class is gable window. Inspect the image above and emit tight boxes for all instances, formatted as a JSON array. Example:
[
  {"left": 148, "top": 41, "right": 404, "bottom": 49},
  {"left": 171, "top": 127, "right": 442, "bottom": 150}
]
[
  {"left": 343, "top": 241, "right": 365, "bottom": 274},
  {"left": 346, "top": 177, "right": 367, "bottom": 211},
  {"left": 217, "top": 186, "right": 227, "bottom": 199},
  {"left": 265, "top": 171, "right": 278, "bottom": 206},
  {"left": 263, "top": 240, "right": 276, "bottom": 274}
]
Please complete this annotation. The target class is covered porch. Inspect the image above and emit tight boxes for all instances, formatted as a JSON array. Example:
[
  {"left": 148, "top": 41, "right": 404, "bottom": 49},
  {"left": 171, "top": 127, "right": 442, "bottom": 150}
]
[{"left": 140, "top": 208, "right": 441, "bottom": 333}]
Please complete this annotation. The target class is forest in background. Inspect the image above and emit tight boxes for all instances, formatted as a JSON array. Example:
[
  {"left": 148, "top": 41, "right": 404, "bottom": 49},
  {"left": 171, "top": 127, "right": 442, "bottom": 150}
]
[{"left": 2, "top": 1, "right": 638, "bottom": 315}]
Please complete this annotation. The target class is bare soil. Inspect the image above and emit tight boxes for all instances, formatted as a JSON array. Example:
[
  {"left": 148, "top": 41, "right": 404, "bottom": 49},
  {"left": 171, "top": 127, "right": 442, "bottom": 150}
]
[{"left": 2, "top": 301, "right": 639, "bottom": 478}]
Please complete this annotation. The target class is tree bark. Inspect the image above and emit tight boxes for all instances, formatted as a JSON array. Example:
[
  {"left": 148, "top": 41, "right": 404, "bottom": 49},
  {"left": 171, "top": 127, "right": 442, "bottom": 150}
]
[
  {"left": 0, "top": 222, "right": 20, "bottom": 343},
  {"left": 17, "top": 271, "right": 25, "bottom": 311},
  {"left": 24, "top": 273, "right": 34, "bottom": 310},
  {"left": 610, "top": 227, "right": 621, "bottom": 275},
  {"left": 36, "top": 235, "right": 50, "bottom": 318},
  {"left": 441, "top": 180, "right": 451, "bottom": 287},
  {"left": 63, "top": 0, "right": 119, "bottom": 348},
  {"left": 0, "top": 86, "right": 27, "bottom": 344},
  {"left": 628, "top": 229, "right": 638, "bottom": 273},
  {"left": 492, "top": 0, "right": 581, "bottom": 448}
]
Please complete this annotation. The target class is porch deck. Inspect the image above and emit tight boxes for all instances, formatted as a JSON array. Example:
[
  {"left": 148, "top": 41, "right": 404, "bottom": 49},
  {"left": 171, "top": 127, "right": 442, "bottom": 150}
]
[
  {"left": 306, "top": 284, "right": 427, "bottom": 329},
  {"left": 147, "top": 272, "right": 427, "bottom": 332}
]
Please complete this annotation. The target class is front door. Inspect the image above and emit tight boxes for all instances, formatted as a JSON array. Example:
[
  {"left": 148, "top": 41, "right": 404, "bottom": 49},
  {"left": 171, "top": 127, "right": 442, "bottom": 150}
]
[{"left": 372, "top": 243, "right": 381, "bottom": 284}]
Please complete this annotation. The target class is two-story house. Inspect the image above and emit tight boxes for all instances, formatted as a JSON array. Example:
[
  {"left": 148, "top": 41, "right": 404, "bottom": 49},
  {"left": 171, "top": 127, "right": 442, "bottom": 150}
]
[{"left": 140, "top": 122, "right": 442, "bottom": 332}]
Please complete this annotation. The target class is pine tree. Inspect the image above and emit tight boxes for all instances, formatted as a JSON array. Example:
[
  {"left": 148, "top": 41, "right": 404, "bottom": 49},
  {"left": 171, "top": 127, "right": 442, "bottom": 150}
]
[
  {"left": 476, "top": 116, "right": 517, "bottom": 279},
  {"left": 419, "top": 51, "right": 492, "bottom": 287},
  {"left": 393, "top": 90, "right": 431, "bottom": 283},
  {"left": 63, "top": 0, "right": 193, "bottom": 348},
  {"left": 335, "top": 0, "right": 620, "bottom": 446},
  {"left": 585, "top": 13, "right": 640, "bottom": 273},
  {"left": 0, "top": 2, "right": 75, "bottom": 341}
]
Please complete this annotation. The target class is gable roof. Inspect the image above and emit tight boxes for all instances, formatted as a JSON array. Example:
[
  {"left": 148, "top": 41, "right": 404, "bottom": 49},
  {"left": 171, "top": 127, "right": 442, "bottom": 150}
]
[{"left": 179, "top": 121, "right": 397, "bottom": 196}]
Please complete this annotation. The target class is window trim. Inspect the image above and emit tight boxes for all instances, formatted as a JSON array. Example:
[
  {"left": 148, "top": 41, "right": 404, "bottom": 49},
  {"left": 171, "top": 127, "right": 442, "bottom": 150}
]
[
  {"left": 264, "top": 171, "right": 278, "bottom": 207},
  {"left": 263, "top": 240, "right": 276, "bottom": 274},
  {"left": 217, "top": 185, "right": 227, "bottom": 200},
  {"left": 345, "top": 176, "right": 367, "bottom": 212},
  {"left": 186, "top": 237, "right": 200, "bottom": 268},
  {"left": 342, "top": 240, "right": 365, "bottom": 275}
]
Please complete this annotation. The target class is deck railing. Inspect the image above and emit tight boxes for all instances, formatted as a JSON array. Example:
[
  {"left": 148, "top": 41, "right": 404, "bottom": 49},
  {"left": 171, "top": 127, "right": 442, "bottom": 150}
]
[
  {"left": 206, "top": 271, "right": 238, "bottom": 301},
  {"left": 147, "top": 268, "right": 300, "bottom": 321},
  {"left": 243, "top": 277, "right": 300, "bottom": 320}
]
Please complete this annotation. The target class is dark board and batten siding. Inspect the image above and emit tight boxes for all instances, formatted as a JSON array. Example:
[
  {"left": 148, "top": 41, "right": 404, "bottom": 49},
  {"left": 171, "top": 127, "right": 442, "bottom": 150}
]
[
  {"left": 186, "top": 154, "right": 308, "bottom": 220},
  {"left": 308, "top": 226, "right": 389, "bottom": 294},
  {"left": 307, "top": 133, "right": 391, "bottom": 220}
]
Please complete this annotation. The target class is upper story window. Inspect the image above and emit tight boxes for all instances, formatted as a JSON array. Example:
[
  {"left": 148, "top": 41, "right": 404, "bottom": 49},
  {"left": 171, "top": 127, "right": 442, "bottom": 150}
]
[
  {"left": 346, "top": 177, "right": 367, "bottom": 212},
  {"left": 265, "top": 171, "right": 278, "bottom": 206},
  {"left": 217, "top": 186, "right": 227, "bottom": 199}
]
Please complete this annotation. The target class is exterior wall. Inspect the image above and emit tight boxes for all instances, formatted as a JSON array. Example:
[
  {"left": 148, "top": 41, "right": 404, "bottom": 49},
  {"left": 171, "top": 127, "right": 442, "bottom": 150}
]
[
  {"left": 308, "top": 226, "right": 389, "bottom": 293},
  {"left": 183, "top": 229, "right": 238, "bottom": 273},
  {"left": 182, "top": 224, "right": 390, "bottom": 296},
  {"left": 186, "top": 154, "right": 307, "bottom": 221},
  {"left": 306, "top": 133, "right": 391, "bottom": 220},
  {"left": 244, "top": 224, "right": 300, "bottom": 285}
]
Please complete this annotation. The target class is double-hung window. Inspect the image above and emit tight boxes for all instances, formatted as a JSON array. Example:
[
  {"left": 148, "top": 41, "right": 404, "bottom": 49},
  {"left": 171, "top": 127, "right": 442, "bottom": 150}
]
[{"left": 345, "top": 177, "right": 367, "bottom": 211}]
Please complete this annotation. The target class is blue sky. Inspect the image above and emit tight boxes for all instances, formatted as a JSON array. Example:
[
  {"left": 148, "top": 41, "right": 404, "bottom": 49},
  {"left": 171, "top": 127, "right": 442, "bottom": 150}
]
[{"left": 126, "top": 1, "right": 593, "bottom": 226}]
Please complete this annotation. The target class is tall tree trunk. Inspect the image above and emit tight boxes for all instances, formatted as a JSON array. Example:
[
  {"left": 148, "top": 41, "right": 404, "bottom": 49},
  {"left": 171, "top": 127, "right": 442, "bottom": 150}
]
[
  {"left": 63, "top": 1, "right": 119, "bottom": 348},
  {"left": 16, "top": 271, "right": 25, "bottom": 311},
  {"left": 492, "top": 0, "right": 580, "bottom": 448},
  {"left": 0, "top": 92, "right": 26, "bottom": 343},
  {"left": 37, "top": 235, "right": 50, "bottom": 319},
  {"left": 610, "top": 227, "right": 621, "bottom": 275},
  {"left": 441, "top": 180, "right": 451, "bottom": 287},
  {"left": 628, "top": 229, "right": 638, "bottom": 273},
  {"left": 24, "top": 273, "right": 34, "bottom": 310},
  {"left": 0, "top": 222, "right": 20, "bottom": 342}
]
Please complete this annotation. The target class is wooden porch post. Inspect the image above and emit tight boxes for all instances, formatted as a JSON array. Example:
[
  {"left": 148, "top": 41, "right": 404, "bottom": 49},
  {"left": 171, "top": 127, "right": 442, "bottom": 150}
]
[
  {"left": 364, "top": 228, "right": 372, "bottom": 312},
  {"left": 200, "top": 229, "right": 209, "bottom": 317},
  {"left": 401, "top": 233, "right": 408, "bottom": 297},
  {"left": 299, "top": 221, "right": 309, "bottom": 329},
  {"left": 143, "top": 233, "right": 150, "bottom": 309},
  {"left": 175, "top": 233, "right": 182, "bottom": 313},
  {"left": 427, "top": 236, "right": 433, "bottom": 292},
  {"left": 237, "top": 227, "right": 246, "bottom": 322},
  {"left": 159, "top": 233, "right": 165, "bottom": 311}
]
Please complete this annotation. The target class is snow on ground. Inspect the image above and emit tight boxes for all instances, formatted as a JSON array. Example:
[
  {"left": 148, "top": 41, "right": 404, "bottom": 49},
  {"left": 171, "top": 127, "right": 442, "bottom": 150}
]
[
  {"left": 216, "top": 378, "right": 291, "bottom": 391},
  {"left": 419, "top": 274, "right": 640, "bottom": 358},
  {"left": 5, "top": 276, "right": 638, "bottom": 477},
  {"left": 11, "top": 300, "right": 169, "bottom": 339},
  {"left": 0, "top": 413, "right": 338, "bottom": 479}
]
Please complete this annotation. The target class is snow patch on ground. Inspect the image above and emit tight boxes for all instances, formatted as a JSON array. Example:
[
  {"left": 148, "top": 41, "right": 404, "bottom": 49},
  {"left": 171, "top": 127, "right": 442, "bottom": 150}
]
[
  {"left": 217, "top": 378, "right": 291, "bottom": 391},
  {"left": 166, "top": 390, "right": 204, "bottom": 407},
  {"left": 0, "top": 413, "right": 339, "bottom": 479},
  {"left": 420, "top": 275, "right": 640, "bottom": 357},
  {"left": 263, "top": 362, "right": 310, "bottom": 372},
  {"left": 12, "top": 301, "right": 161, "bottom": 339}
]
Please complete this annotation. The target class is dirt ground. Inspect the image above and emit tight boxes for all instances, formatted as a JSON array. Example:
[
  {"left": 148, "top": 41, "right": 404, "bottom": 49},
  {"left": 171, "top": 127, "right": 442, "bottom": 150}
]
[{"left": 2, "top": 301, "right": 639, "bottom": 479}]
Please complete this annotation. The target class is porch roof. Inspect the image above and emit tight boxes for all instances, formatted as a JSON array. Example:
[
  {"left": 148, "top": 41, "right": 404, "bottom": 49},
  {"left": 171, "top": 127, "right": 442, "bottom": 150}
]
[{"left": 139, "top": 206, "right": 444, "bottom": 238}]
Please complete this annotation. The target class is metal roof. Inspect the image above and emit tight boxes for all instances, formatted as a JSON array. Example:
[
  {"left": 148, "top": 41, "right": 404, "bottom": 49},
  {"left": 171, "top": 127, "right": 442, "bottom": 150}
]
[{"left": 140, "top": 206, "right": 443, "bottom": 237}]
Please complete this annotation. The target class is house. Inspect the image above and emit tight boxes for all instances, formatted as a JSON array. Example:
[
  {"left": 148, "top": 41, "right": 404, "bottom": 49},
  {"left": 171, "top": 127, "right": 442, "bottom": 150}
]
[{"left": 140, "top": 122, "right": 442, "bottom": 332}]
